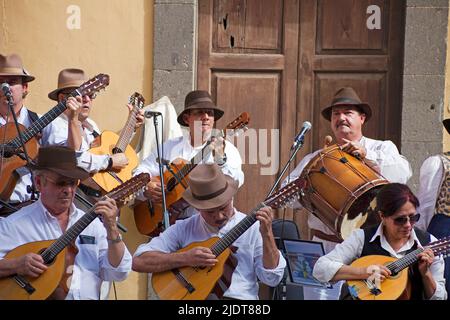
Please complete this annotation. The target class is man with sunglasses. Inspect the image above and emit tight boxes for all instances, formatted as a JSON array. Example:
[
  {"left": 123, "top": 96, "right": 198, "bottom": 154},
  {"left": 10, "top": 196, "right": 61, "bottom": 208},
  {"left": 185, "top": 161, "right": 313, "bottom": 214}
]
[
  {"left": 0, "top": 54, "right": 80, "bottom": 217},
  {"left": 313, "top": 183, "right": 447, "bottom": 300},
  {"left": 416, "top": 118, "right": 450, "bottom": 299},
  {"left": 133, "top": 90, "right": 244, "bottom": 221},
  {"left": 0, "top": 146, "right": 131, "bottom": 299}
]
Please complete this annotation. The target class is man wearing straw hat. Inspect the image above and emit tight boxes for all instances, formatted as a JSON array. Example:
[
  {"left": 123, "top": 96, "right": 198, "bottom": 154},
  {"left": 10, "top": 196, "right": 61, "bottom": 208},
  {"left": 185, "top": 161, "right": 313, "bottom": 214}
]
[
  {"left": 416, "top": 118, "right": 450, "bottom": 299},
  {"left": 132, "top": 163, "right": 285, "bottom": 300},
  {"left": 48, "top": 68, "right": 144, "bottom": 174},
  {"left": 0, "top": 146, "right": 131, "bottom": 299},
  {"left": 0, "top": 54, "right": 79, "bottom": 215},
  {"left": 285, "top": 87, "right": 412, "bottom": 253}
]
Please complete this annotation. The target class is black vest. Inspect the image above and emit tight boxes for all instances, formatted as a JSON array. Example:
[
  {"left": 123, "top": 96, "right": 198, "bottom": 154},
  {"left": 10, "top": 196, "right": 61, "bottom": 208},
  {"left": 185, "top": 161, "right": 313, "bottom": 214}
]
[{"left": 361, "top": 226, "right": 431, "bottom": 300}]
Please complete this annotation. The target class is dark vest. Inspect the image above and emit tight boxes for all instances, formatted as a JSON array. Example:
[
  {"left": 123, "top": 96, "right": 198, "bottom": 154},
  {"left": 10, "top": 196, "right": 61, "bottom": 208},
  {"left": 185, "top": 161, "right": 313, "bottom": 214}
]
[{"left": 361, "top": 226, "right": 431, "bottom": 300}]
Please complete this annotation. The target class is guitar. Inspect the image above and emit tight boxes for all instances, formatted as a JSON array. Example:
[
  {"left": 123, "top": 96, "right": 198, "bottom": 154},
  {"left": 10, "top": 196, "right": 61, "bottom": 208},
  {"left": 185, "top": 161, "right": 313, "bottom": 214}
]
[
  {"left": 0, "top": 74, "right": 110, "bottom": 201},
  {"left": 133, "top": 112, "right": 250, "bottom": 236},
  {"left": 0, "top": 172, "right": 150, "bottom": 300},
  {"left": 88, "top": 92, "right": 145, "bottom": 192},
  {"left": 347, "top": 236, "right": 450, "bottom": 300},
  {"left": 151, "top": 177, "right": 306, "bottom": 300}
]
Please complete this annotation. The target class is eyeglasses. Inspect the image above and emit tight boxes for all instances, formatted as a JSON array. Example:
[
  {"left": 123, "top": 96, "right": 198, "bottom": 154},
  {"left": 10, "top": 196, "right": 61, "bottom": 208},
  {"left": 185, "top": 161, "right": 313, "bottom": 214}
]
[
  {"left": 43, "top": 175, "right": 79, "bottom": 188},
  {"left": 0, "top": 78, "right": 23, "bottom": 86},
  {"left": 392, "top": 213, "right": 421, "bottom": 226}
]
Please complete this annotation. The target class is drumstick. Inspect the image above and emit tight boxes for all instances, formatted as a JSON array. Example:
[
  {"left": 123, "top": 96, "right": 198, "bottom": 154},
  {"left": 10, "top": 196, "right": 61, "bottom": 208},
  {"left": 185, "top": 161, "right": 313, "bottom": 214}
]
[{"left": 323, "top": 135, "right": 333, "bottom": 149}]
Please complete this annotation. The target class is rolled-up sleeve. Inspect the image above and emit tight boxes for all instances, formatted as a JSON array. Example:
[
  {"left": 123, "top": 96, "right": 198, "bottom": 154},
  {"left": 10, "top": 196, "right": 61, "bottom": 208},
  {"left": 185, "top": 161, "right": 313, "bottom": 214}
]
[
  {"left": 255, "top": 251, "right": 287, "bottom": 287},
  {"left": 364, "top": 140, "right": 412, "bottom": 184},
  {"left": 99, "top": 245, "right": 132, "bottom": 282}
]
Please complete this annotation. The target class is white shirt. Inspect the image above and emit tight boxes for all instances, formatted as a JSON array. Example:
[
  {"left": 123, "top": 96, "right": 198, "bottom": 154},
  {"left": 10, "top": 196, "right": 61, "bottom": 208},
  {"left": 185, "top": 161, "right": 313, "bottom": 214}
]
[
  {"left": 134, "top": 209, "right": 286, "bottom": 300},
  {"left": 416, "top": 155, "right": 444, "bottom": 230},
  {"left": 51, "top": 114, "right": 110, "bottom": 173},
  {"left": 0, "top": 106, "right": 60, "bottom": 202},
  {"left": 312, "top": 225, "right": 447, "bottom": 300},
  {"left": 0, "top": 199, "right": 132, "bottom": 300},
  {"left": 284, "top": 136, "right": 412, "bottom": 253},
  {"left": 133, "top": 131, "right": 244, "bottom": 217}
]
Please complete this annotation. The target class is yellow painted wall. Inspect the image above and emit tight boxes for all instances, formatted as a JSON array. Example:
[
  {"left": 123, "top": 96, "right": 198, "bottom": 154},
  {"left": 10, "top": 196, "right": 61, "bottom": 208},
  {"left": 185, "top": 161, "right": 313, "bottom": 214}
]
[{"left": 0, "top": 0, "right": 153, "bottom": 300}]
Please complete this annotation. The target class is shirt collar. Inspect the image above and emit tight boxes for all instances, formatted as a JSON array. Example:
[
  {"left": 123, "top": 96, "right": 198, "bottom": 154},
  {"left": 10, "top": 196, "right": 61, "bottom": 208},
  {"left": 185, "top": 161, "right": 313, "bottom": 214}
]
[
  {"left": 370, "top": 223, "right": 421, "bottom": 255},
  {"left": 37, "top": 197, "right": 78, "bottom": 222}
]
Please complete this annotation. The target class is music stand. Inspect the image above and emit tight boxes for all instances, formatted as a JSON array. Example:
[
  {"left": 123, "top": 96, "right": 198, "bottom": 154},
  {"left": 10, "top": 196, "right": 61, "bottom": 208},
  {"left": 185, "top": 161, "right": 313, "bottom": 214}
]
[{"left": 283, "top": 239, "right": 329, "bottom": 288}]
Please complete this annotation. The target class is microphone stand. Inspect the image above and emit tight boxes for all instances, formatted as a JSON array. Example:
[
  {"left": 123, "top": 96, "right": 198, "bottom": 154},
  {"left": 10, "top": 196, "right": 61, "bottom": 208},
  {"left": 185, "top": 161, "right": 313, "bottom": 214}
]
[
  {"left": 0, "top": 87, "right": 38, "bottom": 212},
  {"left": 152, "top": 114, "right": 170, "bottom": 229},
  {"left": 266, "top": 137, "right": 306, "bottom": 198}
]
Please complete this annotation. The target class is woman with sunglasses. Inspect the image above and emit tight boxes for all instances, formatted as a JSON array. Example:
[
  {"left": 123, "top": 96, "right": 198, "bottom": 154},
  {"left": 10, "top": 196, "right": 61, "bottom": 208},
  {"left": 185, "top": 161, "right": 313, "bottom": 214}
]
[{"left": 312, "top": 183, "right": 447, "bottom": 300}]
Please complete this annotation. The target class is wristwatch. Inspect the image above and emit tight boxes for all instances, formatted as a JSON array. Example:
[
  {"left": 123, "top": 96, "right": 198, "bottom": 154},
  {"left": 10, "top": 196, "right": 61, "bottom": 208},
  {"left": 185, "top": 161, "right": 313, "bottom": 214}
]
[{"left": 107, "top": 234, "right": 122, "bottom": 244}]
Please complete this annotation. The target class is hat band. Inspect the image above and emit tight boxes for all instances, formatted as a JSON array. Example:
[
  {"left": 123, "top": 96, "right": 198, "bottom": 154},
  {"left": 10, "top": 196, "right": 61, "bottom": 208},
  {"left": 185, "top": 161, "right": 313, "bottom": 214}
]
[
  {"left": 332, "top": 97, "right": 362, "bottom": 105},
  {"left": 192, "top": 182, "right": 228, "bottom": 201},
  {"left": 186, "top": 97, "right": 214, "bottom": 107},
  {"left": 0, "top": 67, "right": 26, "bottom": 74}
]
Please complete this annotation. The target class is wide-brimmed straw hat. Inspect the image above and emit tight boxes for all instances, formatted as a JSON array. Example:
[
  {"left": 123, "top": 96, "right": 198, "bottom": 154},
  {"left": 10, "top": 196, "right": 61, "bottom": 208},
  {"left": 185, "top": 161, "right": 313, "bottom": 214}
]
[
  {"left": 182, "top": 163, "right": 238, "bottom": 210},
  {"left": 0, "top": 53, "right": 35, "bottom": 83},
  {"left": 177, "top": 90, "right": 225, "bottom": 126},
  {"left": 321, "top": 87, "right": 372, "bottom": 122},
  {"left": 29, "top": 146, "right": 90, "bottom": 180},
  {"left": 48, "top": 68, "right": 86, "bottom": 101}
]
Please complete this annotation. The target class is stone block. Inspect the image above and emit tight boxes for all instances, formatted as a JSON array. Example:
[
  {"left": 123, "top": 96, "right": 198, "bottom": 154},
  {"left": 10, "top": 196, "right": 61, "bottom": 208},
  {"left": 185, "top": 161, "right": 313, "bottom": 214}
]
[
  {"left": 404, "top": 7, "right": 448, "bottom": 75},
  {"left": 407, "top": 0, "right": 449, "bottom": 8},
  {"left": 402, "top": 75, "right": 445, "bottom": 142},
  {"left": 153, "top": 69, "right": 194, "bottom": 113},
  {"left": 154, "top": 3, "right": 195, "bottom": 71}
]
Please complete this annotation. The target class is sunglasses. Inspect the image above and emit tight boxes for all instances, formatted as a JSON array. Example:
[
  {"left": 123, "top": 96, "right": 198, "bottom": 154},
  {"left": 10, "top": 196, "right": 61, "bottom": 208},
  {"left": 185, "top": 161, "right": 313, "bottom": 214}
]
[
  {"left": 391, "top": 213, "right": 421, "bottom": 226},
  {"left": 190, "top": 109, "right": 214, "bottom": 117}
]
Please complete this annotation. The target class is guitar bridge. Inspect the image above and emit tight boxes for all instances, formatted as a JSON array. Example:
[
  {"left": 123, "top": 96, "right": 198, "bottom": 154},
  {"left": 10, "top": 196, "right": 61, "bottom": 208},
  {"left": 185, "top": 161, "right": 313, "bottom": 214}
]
[{"left": 14, "top": 275, "right": 36, "bottom": 295}]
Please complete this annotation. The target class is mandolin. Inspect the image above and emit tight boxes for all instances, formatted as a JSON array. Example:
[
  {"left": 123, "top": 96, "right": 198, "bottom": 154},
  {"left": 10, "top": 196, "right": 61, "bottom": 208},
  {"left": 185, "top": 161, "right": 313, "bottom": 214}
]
[
  {"left": 347, "top": 235, "right": 450, "bottom": 300},
  {"left": 133, "top": 112, "right": 250, "bottom": 236},
  {"left": 151, "top": 177, "right": 306, "bottom": 300},
  {"left": 0, "top": 74, "right": 110, "bottom": 201},
  {"left": 88, "top": 92, "right": 145, "bottom": 192},
  {"left": 0, "top": 173, "right": 150, "bottom": 300}
]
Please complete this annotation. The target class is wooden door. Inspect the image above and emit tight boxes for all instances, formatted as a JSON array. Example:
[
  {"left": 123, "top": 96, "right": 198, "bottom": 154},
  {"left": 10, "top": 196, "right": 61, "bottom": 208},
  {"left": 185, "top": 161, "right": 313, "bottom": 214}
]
[
  {"left": 197, "top": 0, "right": 405, "bottom": 237},
  {"left": 198, "top": 0, "right": 300, "bottom": 214}
]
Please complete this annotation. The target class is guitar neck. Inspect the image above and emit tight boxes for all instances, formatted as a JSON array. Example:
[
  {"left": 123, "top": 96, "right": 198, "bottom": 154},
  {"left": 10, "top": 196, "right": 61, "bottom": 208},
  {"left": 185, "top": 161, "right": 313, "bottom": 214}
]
[
  {"left": 386, "top": 248, "right": 423, "bottom": 275},
  {"left": 9, "top": 102, "right": 67, "bottom": 148},
  {"left": 176, "top": 139, "right": 216, "bottom": 180},
  {"left": 210, "top": 203, "right": 264, "bottom": 257},
  {"left": 115, "top": 107, "right": 139, "bottom": 153},
  {"left": 41, "top": 208, "right": 98, "bottom": 264}
]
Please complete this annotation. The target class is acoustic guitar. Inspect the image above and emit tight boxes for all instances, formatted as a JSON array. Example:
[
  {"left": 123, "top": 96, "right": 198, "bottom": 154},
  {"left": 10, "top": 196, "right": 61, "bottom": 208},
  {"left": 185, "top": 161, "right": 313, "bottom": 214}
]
[
  {"left": 0, "top": 172, "right": 150, "bottom": 300},
  {"left": 133, "top": 112, "right": 250, "bottom": 236},
  {"left": 151, "top": 177, "right": 306, "bottom": 300},
  {"left": 0, "top": 74, "right": 110, "bottom": 201},
  {"left": 347, "top": 236, "right": 450, "bottom": 300},
  {"left": 88, "top": 92, "right": 145, "bottom": 192}
]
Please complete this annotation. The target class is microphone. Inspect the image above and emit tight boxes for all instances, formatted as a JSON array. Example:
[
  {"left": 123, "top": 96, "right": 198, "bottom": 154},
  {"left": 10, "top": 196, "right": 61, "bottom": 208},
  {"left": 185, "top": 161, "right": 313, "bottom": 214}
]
[
  {"left": 291, "top": 121, "right": 312, "bottom": 151},
  {"left": 144, "top": 110, "right": 162, "bottom": 118},
  {"left": 1, "top": 83, "right": 13, "bottom": 99}
]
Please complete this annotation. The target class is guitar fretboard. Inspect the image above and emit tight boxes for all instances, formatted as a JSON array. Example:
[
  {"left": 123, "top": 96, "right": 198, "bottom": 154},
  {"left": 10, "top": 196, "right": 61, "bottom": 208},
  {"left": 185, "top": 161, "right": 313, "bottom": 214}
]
[
  {"left": 210, "top": 203, "right": 265, "bottom": 257},
  {"left": 41, "top": 209, "right": 98, "bottom": 264},
  {"left": 10, "top": 102, "right": 67, "bottom": 148}
]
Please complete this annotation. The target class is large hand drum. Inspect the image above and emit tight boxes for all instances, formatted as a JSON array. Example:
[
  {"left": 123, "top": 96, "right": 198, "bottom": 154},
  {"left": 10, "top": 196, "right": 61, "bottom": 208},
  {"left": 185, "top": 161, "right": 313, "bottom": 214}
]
[{"left": 299, "top": 144, "right": 388, "bottom": 241}]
